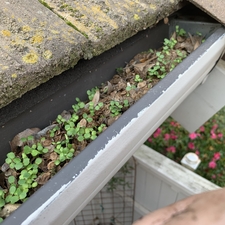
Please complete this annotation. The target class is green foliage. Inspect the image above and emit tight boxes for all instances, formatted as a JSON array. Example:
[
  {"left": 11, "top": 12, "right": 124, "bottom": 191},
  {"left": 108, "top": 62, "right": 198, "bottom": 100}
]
[
  {"left": 95, "top": 102, "right": 104, "bottom": 111},
  {"left": 134, "top": 74, "right": 143, "bottom": 82},
  {"left": 97, "top": 124, "right": 106, "bottom": 133},
  {"left": 49, "top": 126, "right": 59, "bottom": 137},
  {"left": 175, "top": 25, "right": 186, "bottom": 36},
  {"left": 123, "top": 99, "right": 129, "bottom": 108},
  {"left": 87, "top": 87, "right": 98, "bottom": 101},
  {"left": 6, "top": 153, "right": 23, "bottom": 170},
  {"left": 23, "top": 143, "right": 48, "bottom": 156},
  {"left": 53, "top": 136, "right": 75, "bottom": 165},
  {"left": 109, "top": 100, "right": 123, "bottom": 117},
  {"left": 56, "top": 115, "right": 66, "bottom": 124},
  {"left": 148, "top": 29, "right": 189, "bottom": 79},
  {"left": 116, "top": 67, "right": 123, "bottom": 75},
  {"left": 126, "top": 84, "right": 136, "bottom": 92},
  {"left": 0, "top": 190, "right": 5, "bottom": 208}
]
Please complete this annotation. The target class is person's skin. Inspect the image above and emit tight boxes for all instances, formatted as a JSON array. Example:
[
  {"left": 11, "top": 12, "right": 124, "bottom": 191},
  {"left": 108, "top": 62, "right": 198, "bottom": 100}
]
[{"left": 133, "top": 188, "right": 225, "bottom": 225}]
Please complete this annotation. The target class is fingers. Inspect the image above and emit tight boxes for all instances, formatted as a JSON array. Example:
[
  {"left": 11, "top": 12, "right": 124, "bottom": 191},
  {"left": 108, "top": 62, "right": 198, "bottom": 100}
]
[
  {"left": 133, "top": 188, "right": 225, "bottom": 225},
  {"left": 133, "top": 195, "right": 195, "bottom": 225}
]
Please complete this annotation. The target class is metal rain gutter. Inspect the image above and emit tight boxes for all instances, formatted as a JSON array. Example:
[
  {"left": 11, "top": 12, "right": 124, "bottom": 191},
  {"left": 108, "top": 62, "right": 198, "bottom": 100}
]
[{"left": 2, "top": 20, "right": 225, "bottom": 225}]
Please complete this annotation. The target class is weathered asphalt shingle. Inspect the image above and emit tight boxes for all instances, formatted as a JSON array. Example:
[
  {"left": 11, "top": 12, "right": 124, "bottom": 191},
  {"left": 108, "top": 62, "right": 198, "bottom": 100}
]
[
  {"left": 189, "top": 0, "right": 225, "bottom": 26},
  {"left": 0, "top": 0, "right": 185, "bottom": 109}
]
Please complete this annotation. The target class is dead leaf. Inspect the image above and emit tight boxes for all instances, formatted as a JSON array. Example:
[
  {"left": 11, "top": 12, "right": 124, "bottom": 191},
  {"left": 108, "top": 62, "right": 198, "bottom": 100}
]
[
  {"left": 4, "top": 169, "right": 17, "bottom": 177},
  {"left": 47, "top": 161, "right": 55, "bottom": 170},
  {"left": 49, "top": 152, "right": 58, "bottom": 161},
  {"left": 36, "top": 172, "right": 51, "bottom": 185},
  {"left": 79, "top": 118, "right": 87, "bottom": 127},
  {"left": 92, "top": 90, "right": 100, "bottom": 107},
  {"left": 41, "top": 139, "right": 52, "bottom": 147},
  {"left": 171, "top": 31, "right": 176, "bottom": 40},
  {"left": 45, "top": 144, "right": 55, "bottom": 153},
  {"left": 0, "top": 204, "right": 21, "bottom": 218},
  {"left": 35, "top": 124, "right": 57, "bottom": 138},
  {"left": 1, "top": 163, "right": 9, "bottom": 173},
  {"left": 137, "top": 81, "right": 147, "bottom": 89},
  {"left": 177, "top": 36, "right": 185, "bottom": 42},
  {"left": 107, "top": 116, "right": 120, "bottom": 126},
  {"left": 194, "top": 40, "right": 201, "bottom": 50},
  {"left": 179, "top": 42, "right": 193, "bottom": 53},
  {"left": 60, "top": 110, "right": 71, "bottom": 121},
  {"left": 188, "top": 32, "right": 195, "bottom": 45},
  {"left": 106, "top": 81, "right": 114, "bottom": 94},
  {"left": 10, "top": 128, "right": 40, "bottom": 152},
  {"left": 164, "top": 17, "right": 169, "bottom": 25}
]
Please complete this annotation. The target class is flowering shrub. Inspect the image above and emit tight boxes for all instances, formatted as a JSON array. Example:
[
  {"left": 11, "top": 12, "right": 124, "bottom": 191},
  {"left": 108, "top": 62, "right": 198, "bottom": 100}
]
[{"left": 145, "top": 108, "right": 225, "bottom": 187}]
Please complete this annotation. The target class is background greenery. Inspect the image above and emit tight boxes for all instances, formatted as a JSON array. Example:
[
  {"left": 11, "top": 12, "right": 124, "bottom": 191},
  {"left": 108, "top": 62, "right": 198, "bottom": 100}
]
[{"left": 145, "top": 106, "right": 225, "bottom": 187}]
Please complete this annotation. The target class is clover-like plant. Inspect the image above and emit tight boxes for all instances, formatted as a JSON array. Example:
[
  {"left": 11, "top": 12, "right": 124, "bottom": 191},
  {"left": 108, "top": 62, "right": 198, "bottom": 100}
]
[
  {"left": 175, "top": 25, "right": 186, "bottom": 36},
  {"left": 109, "top": 100, "right": 123, "bottom": 117},
  {"left": 97, "top": 124, "right": 106, "bottom": 133},
  {"left": 53, "top": 136, "right": 75, "bottom": 165},
  {"left": 134, "top": 74, "right": 143, "bottom": 82},
  {"left": 49, "top": 126, "right": 60, "bottom": 138},
  {"left": 5, "top": 152, "right": 23, "bottom": 170},
  {"left": 23, "top": 143, "right": 48, "bottom": 157},
  {"left": 0, "top": 190, "right": 5, "bottom": 208},
  {"left": 87, "top": 87, "right": 98, "bottom": 101}
]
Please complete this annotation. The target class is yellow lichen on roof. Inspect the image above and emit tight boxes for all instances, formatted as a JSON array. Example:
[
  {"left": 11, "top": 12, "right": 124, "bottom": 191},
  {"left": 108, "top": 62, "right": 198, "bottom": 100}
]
[
  {"left": 22, "top": 51, "right": 39, "bottom": 64},
  {"left": 1, "top": 30, "right": 11, "bottom": 37}
]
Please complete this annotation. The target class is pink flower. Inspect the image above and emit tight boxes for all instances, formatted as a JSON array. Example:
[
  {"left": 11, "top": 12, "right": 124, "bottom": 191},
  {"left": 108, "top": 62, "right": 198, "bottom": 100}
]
[
  {"left": 188, "top": 142, "right": 195, "bottom": 150},
  {"left": 153, "top": 128, "right": 161, "bottom": 138},
  {"left": 213, "top": 152, "right": 221, "bottom": 161},
  {"left": 212, "top": 124, "right": 218, "bottom": 131},
  {"left": 195, "top": 150, "right": 200, "bottom": 155},
  {"left": 211, "top": 174, "right": 216, "bottom": 179},
  {"left": 189, "top": 132, "right": 198, "bottom": 140},
  {"left": 208, "top": 161, "right": 217, "bottom": 169},
  {"left": 210, "top": 133, "right": 217, "bottom": 139},
  {"left": 164, "top": 133, "right": 170, "bottom": 141},
  {"left": 148, "top": 138, "right": 152, "bottom": 143},
  {"left": 170, "top": 133, "right": 178, "bottom": 140},
  {"left": 170, "top": 121, "right": 179, "bottom": 127},
  {"left": 217, "top": 133, "right": 223, "bottom": 138},
  {"left": 166, "top": 146, "right": 176, "bottom": 153},
  {"left": 199, "top": 126, "right": 205, "bottom": 132}
]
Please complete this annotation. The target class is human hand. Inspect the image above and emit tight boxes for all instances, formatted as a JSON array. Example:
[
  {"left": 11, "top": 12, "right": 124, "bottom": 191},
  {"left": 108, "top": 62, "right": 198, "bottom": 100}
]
[{"left": 133, "top": 188, "right": 225, "bottom": 225}]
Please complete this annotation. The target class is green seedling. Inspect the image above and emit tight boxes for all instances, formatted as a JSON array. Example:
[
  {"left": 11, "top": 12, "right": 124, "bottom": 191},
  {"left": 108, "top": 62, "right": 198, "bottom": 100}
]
[
  {"left": 5, "top": 153, "right": 23, "bottom": 170},
  {"left": 97, "top": 124, "right": 106, "bottom": 133},
  {"left": 56, "top": 115, "right": 67, "bottom": 124},
  {"left": 134, "top": 74, "right": 143, "bottom": 82},
  {"left": 126, "top": 84, "right": 136, "bottom": 92},
  {"left": 95, "top": 102, "right": 104, "bottom": 111},
  {"left": 87, "top": 87, "right": 98, "bottom": 101},
  {"left": 21, "top": 135, "right": 34, "bottom": 143},
  {"left": 0, "top": 190, "right": 5, "bottom": 208},
  {"left": 110, "top": 100, "right": 123, "bottom": 117},
  {"left": 49, "top": 126, "right": 59, "bottom": 138},
  {"left": 123, "top": 99, "right": 129, "bottom": 108},
  {"left": 163, "top": 38, "right": 177, "bottom": 50},
  {"left": 175, "top": 25, "right": 186, "bottom": 36},
  {"left": 65, "top": 121, "right": 76, "bottom": 136},
  {"left": 116, "top": 67, "right": 123, "bottom": 75},
  {"left": 23, "top": 143, "right": 48, "bottom": 156}
]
